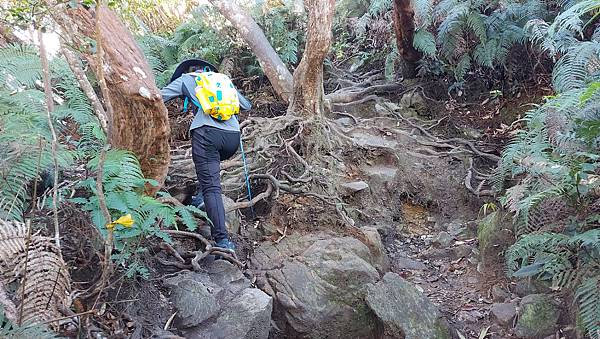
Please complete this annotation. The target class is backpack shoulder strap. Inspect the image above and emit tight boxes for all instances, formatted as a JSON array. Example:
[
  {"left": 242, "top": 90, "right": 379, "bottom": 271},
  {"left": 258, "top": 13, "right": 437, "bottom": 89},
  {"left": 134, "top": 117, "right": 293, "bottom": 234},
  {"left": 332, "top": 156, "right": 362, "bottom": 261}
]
[{"left": 181, "top": 74, "right": 202, "bottom": 112}]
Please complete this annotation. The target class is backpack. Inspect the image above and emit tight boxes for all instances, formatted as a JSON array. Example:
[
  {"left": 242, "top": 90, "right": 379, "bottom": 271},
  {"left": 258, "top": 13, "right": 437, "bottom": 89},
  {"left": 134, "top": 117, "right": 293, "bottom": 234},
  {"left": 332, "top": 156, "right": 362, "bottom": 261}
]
[{"left": 190, "top": 71, "right": 240, "bottom": 121}]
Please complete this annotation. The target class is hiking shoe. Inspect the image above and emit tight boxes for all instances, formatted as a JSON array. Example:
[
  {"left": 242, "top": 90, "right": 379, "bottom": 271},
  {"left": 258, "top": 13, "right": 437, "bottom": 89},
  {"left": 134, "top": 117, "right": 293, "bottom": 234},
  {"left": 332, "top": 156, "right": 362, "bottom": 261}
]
[
  {"left": 191, "top": 193, "right": 205, "bottom": 211},
  {"left": 214, "top": 239, "right": 236, "bottom": 261},
  {"left": 215, "top": 239, "right": 236, "bottom": 252}
]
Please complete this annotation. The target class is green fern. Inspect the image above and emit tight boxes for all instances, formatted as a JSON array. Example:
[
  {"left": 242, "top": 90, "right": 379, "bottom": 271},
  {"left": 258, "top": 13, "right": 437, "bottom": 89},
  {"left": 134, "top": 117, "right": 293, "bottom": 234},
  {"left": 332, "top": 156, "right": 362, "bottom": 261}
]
[
  {"left": 497, "top": 74, "right": 600, "bottom": 339},
  {"left": 413, "top": 29, "right": 437, "bottom": 57},
  {"left": 0, "top": 306, "right": 57, "bottom": 339},
  {"left": 0, "top": 44, "right": 91, "bottom": 221},
  {"left": 367, "top": 0, "right": 393, "bottom": 16},
  {"left": 575, "top": 276, "right": 600, "bottom": 338},
  {"left": 415, "top": 0, "right": 546, "bottom": 81},
  {"left": 73, "top": 149, "right": 209, "bottom": 276}
]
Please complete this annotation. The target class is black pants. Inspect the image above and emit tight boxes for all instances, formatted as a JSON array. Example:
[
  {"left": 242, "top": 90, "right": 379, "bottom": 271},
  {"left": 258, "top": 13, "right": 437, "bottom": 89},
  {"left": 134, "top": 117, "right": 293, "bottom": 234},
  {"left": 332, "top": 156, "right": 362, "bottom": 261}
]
[{"left": 191, "top": 126, "right": 240, "bottom": 242}]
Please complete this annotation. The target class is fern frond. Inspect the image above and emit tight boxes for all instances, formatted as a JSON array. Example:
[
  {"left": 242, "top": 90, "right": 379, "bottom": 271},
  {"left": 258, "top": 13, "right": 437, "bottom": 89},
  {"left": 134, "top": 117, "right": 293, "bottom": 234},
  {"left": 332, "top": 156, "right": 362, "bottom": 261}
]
[
  {"left": 0, "top": 44, "right": 41, "bottom": 88},
  {"left": 575, "top": 276, "right": 600, "bottom": 339},
  {"left": 413, "top": 29, "right": 437, "bottom": 57},
  {"left": 454, "top": 54, "right": 471, "bottom": 80}
]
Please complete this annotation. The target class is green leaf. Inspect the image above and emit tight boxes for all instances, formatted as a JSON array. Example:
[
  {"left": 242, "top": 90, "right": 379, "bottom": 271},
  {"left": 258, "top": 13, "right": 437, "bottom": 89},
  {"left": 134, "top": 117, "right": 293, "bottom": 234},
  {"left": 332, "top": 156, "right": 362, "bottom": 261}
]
[{"left": 413, "top": 29, "right": 437, "bottom": 57}]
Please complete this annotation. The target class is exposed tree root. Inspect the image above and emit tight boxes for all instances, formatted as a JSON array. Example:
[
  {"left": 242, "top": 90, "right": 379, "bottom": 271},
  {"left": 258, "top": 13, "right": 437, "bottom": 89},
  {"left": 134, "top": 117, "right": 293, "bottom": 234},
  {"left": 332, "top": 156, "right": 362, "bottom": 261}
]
[{"left": 163, "top": 230, "right": 243, "bottom": 268}]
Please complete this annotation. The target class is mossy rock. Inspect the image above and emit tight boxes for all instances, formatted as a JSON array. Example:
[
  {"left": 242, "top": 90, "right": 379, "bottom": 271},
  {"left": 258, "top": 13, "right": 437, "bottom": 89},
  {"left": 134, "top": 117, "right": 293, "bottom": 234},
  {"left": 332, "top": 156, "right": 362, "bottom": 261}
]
[
  {"left": 515, "top": 294, "right": 560, "bottom": 338},
  {"left": 366, "top": 273, "right": 451, "bottom": 339},
  {"left": 477, "top": 211, "right": 514, "bottom": 267}
]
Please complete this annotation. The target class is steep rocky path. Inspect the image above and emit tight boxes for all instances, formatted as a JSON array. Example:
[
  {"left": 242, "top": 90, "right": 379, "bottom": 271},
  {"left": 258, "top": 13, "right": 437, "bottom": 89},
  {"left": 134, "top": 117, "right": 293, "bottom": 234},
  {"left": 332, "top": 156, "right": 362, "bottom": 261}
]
[{"left": 144, "top": 92, "right": 548, "bottom": 339}]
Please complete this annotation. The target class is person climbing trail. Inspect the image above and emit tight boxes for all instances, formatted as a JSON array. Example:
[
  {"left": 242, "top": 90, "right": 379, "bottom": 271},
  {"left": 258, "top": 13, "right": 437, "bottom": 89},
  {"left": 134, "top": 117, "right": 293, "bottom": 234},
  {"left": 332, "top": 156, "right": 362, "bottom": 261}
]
[{"left": 161, "top": 59, "right": 252, "bottom": 253}]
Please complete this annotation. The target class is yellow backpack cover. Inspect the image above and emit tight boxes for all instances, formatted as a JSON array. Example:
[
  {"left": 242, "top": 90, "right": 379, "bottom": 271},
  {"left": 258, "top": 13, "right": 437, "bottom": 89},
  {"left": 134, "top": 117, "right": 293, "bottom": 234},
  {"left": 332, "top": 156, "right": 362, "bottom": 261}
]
[{"left": 191, "top": 72, "right": 240, "bottom": 121}]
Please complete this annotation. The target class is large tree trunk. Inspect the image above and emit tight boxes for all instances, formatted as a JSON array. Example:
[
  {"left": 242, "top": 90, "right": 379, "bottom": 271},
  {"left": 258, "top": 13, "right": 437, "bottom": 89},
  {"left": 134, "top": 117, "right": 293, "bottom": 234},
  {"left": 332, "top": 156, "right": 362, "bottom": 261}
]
[
  {"left": 207, "top": 0, "right": 293, "bottom": 103},
  {"left": 65, "top": 6, "right": 170, "bottom": 193},
  {"left": 287, "top": 0, "right": 336, "bottom": 117},
  {"left": 392, "top": 0, "right": 421, "bottom": 78}
]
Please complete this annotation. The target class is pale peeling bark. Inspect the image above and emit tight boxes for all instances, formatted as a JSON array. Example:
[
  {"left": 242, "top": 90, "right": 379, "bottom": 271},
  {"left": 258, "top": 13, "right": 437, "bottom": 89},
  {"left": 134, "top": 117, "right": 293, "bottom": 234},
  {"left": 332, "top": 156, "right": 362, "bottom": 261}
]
[
  {"left": 66, "top": 6, "right": 170, "bottom": 193},
  {"left": 392, "top": 0, "right": 421, "bottom": 78},
  {"left": 288, "top": 0, "right": 336, "bottom": 117},
  {"left": 61, "top": 48, "right": 109, "bottom": 134},
  {"left": 208, "top": 0, "right": 293, "bottom": 102}
]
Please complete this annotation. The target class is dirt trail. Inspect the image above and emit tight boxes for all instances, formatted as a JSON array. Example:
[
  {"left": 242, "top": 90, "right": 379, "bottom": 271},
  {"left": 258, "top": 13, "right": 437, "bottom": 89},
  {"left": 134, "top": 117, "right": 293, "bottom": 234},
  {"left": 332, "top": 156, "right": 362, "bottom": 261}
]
[{"left": 386, "top": 201, "right": 511, "bottom": 338}]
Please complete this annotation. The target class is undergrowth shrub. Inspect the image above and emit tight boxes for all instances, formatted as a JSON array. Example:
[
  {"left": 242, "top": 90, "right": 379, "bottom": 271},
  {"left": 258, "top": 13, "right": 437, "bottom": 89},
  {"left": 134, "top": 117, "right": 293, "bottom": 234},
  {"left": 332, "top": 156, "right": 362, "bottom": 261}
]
[
  {"left": 494, "top": 2, "right": 600, "bottom": 337},
  {"left": 71, "top": 149, "right": 205, "bottom": 278}
]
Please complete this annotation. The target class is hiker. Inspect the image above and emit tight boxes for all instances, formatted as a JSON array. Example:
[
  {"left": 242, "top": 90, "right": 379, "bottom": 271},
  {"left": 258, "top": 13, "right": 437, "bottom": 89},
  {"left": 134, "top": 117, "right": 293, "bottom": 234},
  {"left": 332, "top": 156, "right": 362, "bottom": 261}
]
[{"left": 160, "top": 59, "right": 251, "bottom": 252}]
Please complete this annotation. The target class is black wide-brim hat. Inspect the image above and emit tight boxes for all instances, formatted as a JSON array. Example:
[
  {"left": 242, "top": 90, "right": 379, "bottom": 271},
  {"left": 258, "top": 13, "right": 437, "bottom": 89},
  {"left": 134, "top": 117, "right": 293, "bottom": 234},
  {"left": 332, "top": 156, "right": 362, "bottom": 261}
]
[{"left": 169, "top": 59, "right": 219, "bottom": 83}]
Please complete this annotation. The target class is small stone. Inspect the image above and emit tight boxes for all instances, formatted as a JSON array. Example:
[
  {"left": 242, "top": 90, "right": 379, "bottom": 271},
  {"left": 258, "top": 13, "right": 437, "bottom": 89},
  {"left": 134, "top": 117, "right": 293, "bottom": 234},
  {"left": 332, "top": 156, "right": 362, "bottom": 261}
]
[
  {"left": 461, "top": 126, "right": 483, "bottom": 139},
  {"left": 138, "top": 86, "right": 151, "bottom": 99},
  {"left": 491, "top": 284, "right": 510, "bottom": 302},
  {"left": 360, "top": 227, "right": 390, "bottom": 272},
  {"left": 467, "top": 276, "right": 479, "bottom": 285},
  {"left": 382, "top": 101, "right": 401, "bottom": 112},
  {"left": 490, "top": 302, "right": 517, "bottom": 326},
  {"left": 340, "top": 181, "right": 369, "bottom": 195},
  {"left": 164, "top": 273, "right": 220, "bottom": 328},
  {"left": 395, "top": 257, "right": 427, "bottom": 270},
  {"left": 400, "top": 92, "right": 426, "bottom": 114},
  {"left": 453, "top": 244, "right": 472, "bottom": 258},
  {"left": 446, "top": 222, "right": 466, "bottom": 237},
  {"left": 375, "top": 103, "right": 391, "bottom": 116},
  {"left": 514, "top": 280, "right": 551, "bottom": 297},
  {"left": 432, "top": 231, "right": 454, "bottom": 248},
  {"left": 334, "top": 117, "right": 353, "bottom": 127}
]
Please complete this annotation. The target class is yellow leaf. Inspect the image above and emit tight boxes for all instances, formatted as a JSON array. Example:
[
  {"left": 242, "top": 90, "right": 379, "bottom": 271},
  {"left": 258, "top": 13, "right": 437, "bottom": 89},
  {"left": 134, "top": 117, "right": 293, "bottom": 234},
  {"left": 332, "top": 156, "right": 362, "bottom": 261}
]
[{"left": 106, "top": 214, "right": 135, "bottom": 230}]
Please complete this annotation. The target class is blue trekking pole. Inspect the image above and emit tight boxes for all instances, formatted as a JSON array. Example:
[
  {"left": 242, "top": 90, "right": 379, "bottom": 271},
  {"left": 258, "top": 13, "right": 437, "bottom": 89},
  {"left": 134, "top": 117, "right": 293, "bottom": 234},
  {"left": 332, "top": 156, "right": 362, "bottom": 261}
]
[{"left": 239, "top": 136, "right": 255, "bottom": 218}]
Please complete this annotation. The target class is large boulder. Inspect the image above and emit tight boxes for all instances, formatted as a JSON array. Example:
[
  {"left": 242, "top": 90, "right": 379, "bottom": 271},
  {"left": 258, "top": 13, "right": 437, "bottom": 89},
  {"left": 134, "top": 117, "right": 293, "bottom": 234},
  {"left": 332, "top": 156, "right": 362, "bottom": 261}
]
[
  {"left": 165, "top": 260, "right": 272, "bottom": 339},
  {"left": 251, "top": 232, "right": 386, "bottom": 339},
  {"left": 366, "top": 273, "right": 451, "bottom": 339}
]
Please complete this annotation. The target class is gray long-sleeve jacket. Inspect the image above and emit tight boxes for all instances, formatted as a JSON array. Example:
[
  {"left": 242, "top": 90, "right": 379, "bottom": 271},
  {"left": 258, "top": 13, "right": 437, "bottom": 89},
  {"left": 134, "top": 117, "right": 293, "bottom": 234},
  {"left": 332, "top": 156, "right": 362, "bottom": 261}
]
[{"left": 161, "top": 73, "right": 252, "bottom": 132}]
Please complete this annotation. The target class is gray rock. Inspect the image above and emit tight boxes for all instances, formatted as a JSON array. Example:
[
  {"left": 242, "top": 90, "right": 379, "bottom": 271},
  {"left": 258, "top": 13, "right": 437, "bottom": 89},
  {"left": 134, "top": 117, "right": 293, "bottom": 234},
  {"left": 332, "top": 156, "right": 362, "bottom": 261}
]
[
  {"left": 446, "top": 222, "right": 466, "bottom": 237},
  {"left": 490, "top": 302, "right": 517, "bottom": 326},
  {"left": 433, "top": 231, "right": 454, "bottom": 248},
  {"left": 165, "top": 261, "right": 272, "bottom": 339},
  {"left": 461, "top": 126, "right": 483, "bottom": 139},
  {"left": 400, "top": 92, "right": 426, "bottom": 114},
  {"left": 360, "top": 227, "right": 390, "bottom": 272},
  {"left": 334, "top": 117, "right": 353, "bottom": 127},
  {"left": 340, "top": 181, "right": 370, "bottom": 195},
  {"left": 183, "top": 288, "right": 273, "bottom": 339},
  {"left": 222, "top": 195, "right": 240, "bottom": 235},
  {"left": 351, "top": 131, "right": 398, "bottom": 149},
  {"left": 399, "top": 107, "right": 419, "bottom": 118},
  {"left": 394, "top": 256, "right": 427, "bottom": 270},
  {"left": 164, "top": 272, "right": 220, "bottom": 328},
  {"left": 514, "top": 280, "right": 551, "bottom": 297},
  {"left": 251, "top": 233, "right": 385, "bottom": 338},
  {"left": 382, "top": 101, "right": 401, "bottom": 112},
  {"left": 375, "top": 103, "right": 391, "bottom": 116},
  {"left": 515, "top": 294, "right": 559, "bottom": 338},
  {"left": 361, "top": 164, "right": 398, "bottom": 192},
  {"left": 366, "top": 273, "right": 451, "bottom": 339},
  {"left": 491, "top": 284, "right": 510, "bottom": 302}
]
